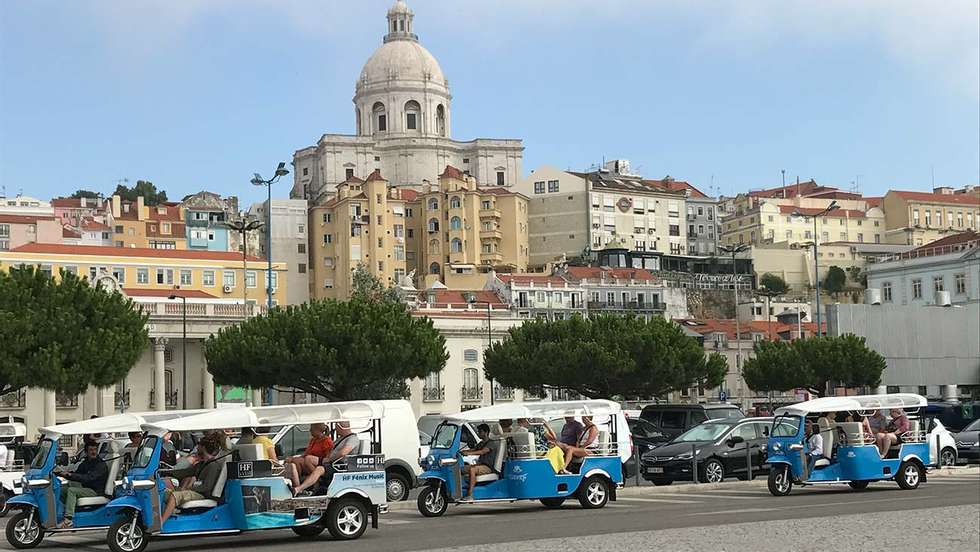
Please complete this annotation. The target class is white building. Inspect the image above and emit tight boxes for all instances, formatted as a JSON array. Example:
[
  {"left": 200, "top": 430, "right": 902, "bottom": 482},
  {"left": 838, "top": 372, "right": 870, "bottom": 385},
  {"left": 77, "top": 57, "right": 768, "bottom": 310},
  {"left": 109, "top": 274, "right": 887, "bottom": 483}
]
[
  {"left": 487, "top": 272, "right": 586, "bottom": 319},
  {"left": 558, "top": 265, "right": 690, "bottom": 320},
  {"left": 0, "top": 195, "right": 53, "bottom": 217},
  {"left": 250, "top": 199, "right": 311, "bottom": 305},
  {"left": 291, "top": 1, "right": 523, "bottom": 201},
  {"left": 866, "top": 232, "right": 979, "bottom": 306}
]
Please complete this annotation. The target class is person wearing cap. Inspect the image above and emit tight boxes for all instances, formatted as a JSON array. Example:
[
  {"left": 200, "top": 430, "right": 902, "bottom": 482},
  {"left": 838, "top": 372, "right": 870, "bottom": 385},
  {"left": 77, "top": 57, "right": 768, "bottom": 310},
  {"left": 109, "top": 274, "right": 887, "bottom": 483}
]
[{"left": 238, "top": 427, "right": 277, "bottom": 461}]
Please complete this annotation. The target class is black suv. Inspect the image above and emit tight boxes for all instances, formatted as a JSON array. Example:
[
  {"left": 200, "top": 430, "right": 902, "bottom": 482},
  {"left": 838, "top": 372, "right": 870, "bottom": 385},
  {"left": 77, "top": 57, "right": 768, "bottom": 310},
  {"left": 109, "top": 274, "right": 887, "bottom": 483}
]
[
  {"left": 639, "top": 417, "right": 772, "bottom": 485},
  {"left": 640, "top": 403, "right": 744, "bottom": 440}
]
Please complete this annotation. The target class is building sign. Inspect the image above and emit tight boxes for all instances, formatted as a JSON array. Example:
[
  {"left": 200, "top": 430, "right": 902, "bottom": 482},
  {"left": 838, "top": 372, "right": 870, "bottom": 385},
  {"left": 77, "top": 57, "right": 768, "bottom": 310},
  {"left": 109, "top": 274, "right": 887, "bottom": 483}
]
[{"left": 616, "top": 197, "right": 633, "bottom": 213}]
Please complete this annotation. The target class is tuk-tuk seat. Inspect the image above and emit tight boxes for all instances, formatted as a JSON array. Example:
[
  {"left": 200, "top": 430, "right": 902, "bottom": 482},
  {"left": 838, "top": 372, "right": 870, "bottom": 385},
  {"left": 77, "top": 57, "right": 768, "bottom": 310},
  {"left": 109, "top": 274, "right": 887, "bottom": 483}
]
[
  {"left": 474, "top": 438, "right": 506, "bottom": 484},
  {"left": 234, "top": 444, "right": 265, "bottom": 461},
  {"left": 76, "top": 443, "right": 126, "bottom": 509},
  {"left": 177, "top": 454, "right": 231, "bottom": 511},
  {"left": 569, "top": 431, "right": 610, "bottom": 466},
  {"left": 818, "top": 418, "right": 836, "bottom": 459},
  {"left": 507, "top": 432, "right": 535, "bottom": 459}
]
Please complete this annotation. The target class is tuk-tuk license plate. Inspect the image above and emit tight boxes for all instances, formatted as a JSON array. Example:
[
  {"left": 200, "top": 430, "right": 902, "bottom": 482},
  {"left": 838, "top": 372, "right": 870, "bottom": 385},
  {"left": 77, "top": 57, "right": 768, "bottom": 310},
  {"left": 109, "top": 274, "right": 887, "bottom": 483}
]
[{"left": 647, "top": 467, "right": 664, "bottom": 474}]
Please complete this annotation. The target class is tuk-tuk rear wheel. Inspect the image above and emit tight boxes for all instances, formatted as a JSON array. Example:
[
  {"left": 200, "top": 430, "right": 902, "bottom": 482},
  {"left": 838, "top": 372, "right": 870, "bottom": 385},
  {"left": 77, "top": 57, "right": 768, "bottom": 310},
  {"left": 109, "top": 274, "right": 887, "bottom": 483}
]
[
  {"left": 107, "top": 516, "right": 148, "bottom": 552},
  {"left": 325, "top": 497, "right": 368, "bottom": 540},
  {"left": 897, "top": 461, "right": 922, "bottom": 490},
  {"left": 767, "top": 465, "right": 792, "bottom": 496},
  {"left": 5, "top": 510, "right": 44, "bottom": 549},
  {"left": 577, "top": 476, "right": 610, "bottom": 509}
]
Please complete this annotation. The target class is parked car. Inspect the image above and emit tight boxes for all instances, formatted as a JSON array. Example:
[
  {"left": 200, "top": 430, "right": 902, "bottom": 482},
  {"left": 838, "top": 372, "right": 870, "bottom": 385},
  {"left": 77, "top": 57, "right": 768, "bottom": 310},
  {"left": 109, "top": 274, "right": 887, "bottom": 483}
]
[
  {"left": 640, "top": 403, "right": 744, "bottom": 440},
  {"left": 921, "top": 412, "right": 959, "bottom": 467},
  {"left": 954, "top": 418, "right": 980, "bottom": 464},
  {"left": 623, "top": 417, "right": 670, "bottom": 477},
  {"left": 925, "top": 401, "right": 980, "bottom": 432},
  {"left": 640, "top": 417, "right": 772, "bottom": 485}
]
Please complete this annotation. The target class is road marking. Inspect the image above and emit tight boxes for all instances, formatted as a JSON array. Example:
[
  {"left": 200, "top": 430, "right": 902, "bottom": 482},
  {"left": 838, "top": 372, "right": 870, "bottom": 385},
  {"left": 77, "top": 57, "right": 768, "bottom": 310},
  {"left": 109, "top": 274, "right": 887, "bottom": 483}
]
[
  {"left": 663, "top": 492, "right": 762, "bottom": 500},
  {"left": 687, "top": 494, "right": 923, "bottom": 516},
  {"left": 380, "top": 519, "right": 413, "bottom": 525},
  {"left": 617, "top": 497, "right": 702, "bottom": 504}
]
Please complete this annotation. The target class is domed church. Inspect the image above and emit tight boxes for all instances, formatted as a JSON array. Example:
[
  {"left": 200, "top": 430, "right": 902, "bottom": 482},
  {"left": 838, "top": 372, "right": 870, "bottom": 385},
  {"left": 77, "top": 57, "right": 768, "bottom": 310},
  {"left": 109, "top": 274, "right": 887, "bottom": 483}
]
[{"left": 291, "top": 1, "right": 524, "bottom": 199}]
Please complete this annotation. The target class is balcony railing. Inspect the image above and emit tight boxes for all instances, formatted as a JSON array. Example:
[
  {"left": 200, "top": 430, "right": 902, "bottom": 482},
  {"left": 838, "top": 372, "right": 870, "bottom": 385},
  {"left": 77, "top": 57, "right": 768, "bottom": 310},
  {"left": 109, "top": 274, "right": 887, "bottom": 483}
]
[
  {"left": 480, "top": 229, "right": 503, "bottom": 240},
  {"left": 479, "top": 208, "right": 501, "bottom": 219},
  {"left": 137, "top": 302, "right": 269, "bottom": 318},
  {"left": 422, "top": 386, "right": 445, "bottom": 402},
  {"left": 149, "top": 390, "right": 180, "bottom": 409},
  {"left": 0, "top": 390, "right": 26, "bottom": 409},
  {"left": 115, "top": 390, "right": 131, "bottom": 409},
  {"left": 461, "top": 386, "right": 484, "bottom": 402},
  {"left": 481, "top": 252, "right": 503, "bottom": 263},
  {"left": 493, "top": 387, "right": 514, "bottom": 401},
  {"left": 587, "top": 301, "right": 667, "bottom": 312},
  {"left": 56, "top": 393, "right": 79, "bottom": 409}
]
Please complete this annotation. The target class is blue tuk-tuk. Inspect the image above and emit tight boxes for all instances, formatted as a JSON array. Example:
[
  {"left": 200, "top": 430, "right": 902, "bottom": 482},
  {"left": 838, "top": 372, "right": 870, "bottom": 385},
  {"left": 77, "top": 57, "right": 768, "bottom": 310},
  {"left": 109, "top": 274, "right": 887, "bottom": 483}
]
[
  {"left": 4, "top": 411, "right": 203, "bottom": 549},
  {"left": 766, "top": 393, "right": 931, "bottom": 496},
  {"left": 102, "top": 402, "right": 388, "bottom": 552},
  {"left": 416, "top": 400, "right": 625, "bottom": 516}
]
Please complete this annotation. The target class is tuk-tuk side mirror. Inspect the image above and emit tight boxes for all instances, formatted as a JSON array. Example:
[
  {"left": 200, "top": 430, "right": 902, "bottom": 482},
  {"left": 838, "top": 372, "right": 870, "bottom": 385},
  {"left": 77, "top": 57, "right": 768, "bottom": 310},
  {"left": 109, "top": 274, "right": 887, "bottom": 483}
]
[
  {"left": 762, "top": 427, "right": 770, "bottom": 437},
  {"left": 728, "top": 436, "right": 745, "bottom": 447},
  {"left": 57, "top": 451, "right": 69, "bottom": 466}
]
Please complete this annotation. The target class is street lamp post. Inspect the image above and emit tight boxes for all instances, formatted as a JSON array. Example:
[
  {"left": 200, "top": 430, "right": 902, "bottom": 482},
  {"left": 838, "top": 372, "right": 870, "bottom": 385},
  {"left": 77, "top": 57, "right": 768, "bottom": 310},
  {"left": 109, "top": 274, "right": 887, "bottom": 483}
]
[
  {"left": 251, "top": 162, "right": 290, "bottom": 310},
  {"left": 223, "top": 215, "right": 264, "bottom": 311},
  {"left": 719, "top": 243, "right": 750, "bottom": 400},
  {"left": 466, "top": 296, "right": 495, "bottom": 406},
  {"left": 792, "top": 201, "right": 839, "bottom": 336},
  {"left": 756, "top": 287, "right": 779, "bottom": 340},
  {"left": 168, "top": 294, "right": 188, "bottom": 409}
]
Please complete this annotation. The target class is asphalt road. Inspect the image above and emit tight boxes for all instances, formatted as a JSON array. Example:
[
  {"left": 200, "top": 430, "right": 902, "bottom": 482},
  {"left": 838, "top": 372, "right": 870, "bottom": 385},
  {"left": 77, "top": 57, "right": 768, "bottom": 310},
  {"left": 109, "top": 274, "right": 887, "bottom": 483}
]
[{"left": 8, "top": 472, "right": 978, "bottom": 552}]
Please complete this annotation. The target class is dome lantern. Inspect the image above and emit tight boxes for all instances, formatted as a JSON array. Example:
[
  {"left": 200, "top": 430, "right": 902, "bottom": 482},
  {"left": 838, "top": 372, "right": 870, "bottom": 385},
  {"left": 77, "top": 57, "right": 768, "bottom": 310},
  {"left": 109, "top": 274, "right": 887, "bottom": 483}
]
[{"left": 385, "top": 0, "right": 416, "bottom": 43}]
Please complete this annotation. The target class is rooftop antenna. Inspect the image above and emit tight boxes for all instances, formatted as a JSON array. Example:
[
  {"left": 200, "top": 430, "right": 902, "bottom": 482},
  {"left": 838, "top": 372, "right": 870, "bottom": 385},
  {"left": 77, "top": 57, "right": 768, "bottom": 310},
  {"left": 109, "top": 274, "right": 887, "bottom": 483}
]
[
  {"left": 931, "top": 165, "right": 935, "bottom": 188},
  {"left": 796, "top": 176, "right": 800, "bottom": 199},
  {"left": 781, "top": 169, "right": 786, "bottom": 198}
]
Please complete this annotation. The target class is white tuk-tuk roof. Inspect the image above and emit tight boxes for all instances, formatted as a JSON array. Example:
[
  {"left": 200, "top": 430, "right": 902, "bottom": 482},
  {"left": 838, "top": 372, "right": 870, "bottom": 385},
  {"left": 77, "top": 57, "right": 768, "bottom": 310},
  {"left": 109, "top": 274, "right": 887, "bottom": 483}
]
[
  {"left": 41, "top": 410, "right": 209, "bottom": 438},
  {"left": 447, "top": 400, "right": 621, "bottom": 422},
  {"left": 775, "top": 394, "right": 927, "bottom": 416},
  {"left": 146, "top": 401, "right": 384, "bottom": 433}
]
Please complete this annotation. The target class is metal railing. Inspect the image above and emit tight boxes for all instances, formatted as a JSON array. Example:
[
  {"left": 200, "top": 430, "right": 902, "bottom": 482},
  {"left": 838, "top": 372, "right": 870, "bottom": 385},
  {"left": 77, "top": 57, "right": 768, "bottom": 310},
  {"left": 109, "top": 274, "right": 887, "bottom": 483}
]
[
  {"left": 870, "top": 239, "right": 978, "bottom": 264},
  {"left": 422, "top": 386, "right": 445, "bottom": 402},
  {"left": 115, "top": 390, "right": 131, "bottom": 409},
  {"left": 0, "top": 390, "right": 26, "bottom": 409},
  {"left": 494, "top": 387, "right": 515, "bottom": 401},
  {"left": 461, "top": 386, "right": 484, "bottom": 402},
  {"left": 56, "top": 393, "right": 79, "bottom": 408},
  {"left": 149, "top": 390, "right": 180, "bottom": 409}
]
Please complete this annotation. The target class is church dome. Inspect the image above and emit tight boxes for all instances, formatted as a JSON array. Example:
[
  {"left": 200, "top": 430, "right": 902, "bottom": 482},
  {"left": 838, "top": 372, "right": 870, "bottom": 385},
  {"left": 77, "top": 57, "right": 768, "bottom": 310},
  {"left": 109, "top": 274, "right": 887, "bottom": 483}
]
[{"left": 359, "top": 39, "right": 446, "bottom": 88}]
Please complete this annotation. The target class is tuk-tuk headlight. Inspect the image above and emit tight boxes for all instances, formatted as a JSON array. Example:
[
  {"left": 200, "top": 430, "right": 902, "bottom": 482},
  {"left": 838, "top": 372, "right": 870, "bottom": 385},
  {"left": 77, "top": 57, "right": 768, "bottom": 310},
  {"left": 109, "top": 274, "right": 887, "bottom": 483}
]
[
  {"left": 771, "top": 442, "right": 782, "bottom": 452},
  {"left": 122, "top": 476, "right": 131, "bottom": 490}
]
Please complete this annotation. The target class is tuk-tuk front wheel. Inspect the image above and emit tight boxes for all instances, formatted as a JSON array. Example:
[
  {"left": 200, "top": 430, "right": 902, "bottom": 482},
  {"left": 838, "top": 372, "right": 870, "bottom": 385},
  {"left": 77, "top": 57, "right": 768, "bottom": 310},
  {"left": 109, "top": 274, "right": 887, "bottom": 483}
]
[
  {"left": 107, "top": 516, "right": 149, "bottom": 552},
  {"left": 325, "top": 497, "right": 368, "bottom": 540},
  {"left": 767, "top": 465, "right": 793, "bottom": 496},
  {"left": 417, "top": 485, "right": 448, "bottom": 517},
  {"left": 5, "top": 510, "right": 44, "bottom": 549},
  {"left": 897, "top": 461, "right": 922, "bottom": 490},
  {"left": 577, "top": 476, "right": 610, "bottom": 509}
]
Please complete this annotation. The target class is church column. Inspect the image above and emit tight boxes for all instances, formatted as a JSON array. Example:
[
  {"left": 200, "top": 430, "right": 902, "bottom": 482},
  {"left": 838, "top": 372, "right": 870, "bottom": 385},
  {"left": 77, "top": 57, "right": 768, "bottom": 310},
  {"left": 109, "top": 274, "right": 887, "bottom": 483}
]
[
  {"left": 152, "top": 338, "right": 167, "bottom": 411},
  {"left": 43, "top": 391, "right": 56, "bottom": 428},
  {"left": 202, "top": 359, "right": 215, "bottom": 409},
  {"left": 251, "top": 389, "right": 263, "bottom": 407}
]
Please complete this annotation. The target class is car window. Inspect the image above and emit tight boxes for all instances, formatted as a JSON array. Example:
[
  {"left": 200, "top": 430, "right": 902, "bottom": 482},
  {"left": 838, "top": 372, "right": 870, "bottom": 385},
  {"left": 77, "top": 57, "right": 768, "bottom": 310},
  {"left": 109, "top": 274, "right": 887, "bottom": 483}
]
[
  {"left": 690, "top": 410, "right": 707, "bottom": 425},
  {"left": 628, "top": 418, "right": 665, "bottom": 439},
  {"left": 731, "top": 424, "right": 758, "bottom": 441},
  {"left": 675, "top": 422, "right": 734, "bottom": 442},
  {"left": 706, "top": 407, "right": 744, "bottom": 420},
  {"left": 431, "top": 424, "right": 458, "bottom": 449},
  {"left": 660, "top": 411, "right": 686, "bottom": 430},
  {"left": 639, "top": 410, "right": 660, "bottom": 427},
  {"left": 964, "top": 418, "right": 980, "bottom": 432}
]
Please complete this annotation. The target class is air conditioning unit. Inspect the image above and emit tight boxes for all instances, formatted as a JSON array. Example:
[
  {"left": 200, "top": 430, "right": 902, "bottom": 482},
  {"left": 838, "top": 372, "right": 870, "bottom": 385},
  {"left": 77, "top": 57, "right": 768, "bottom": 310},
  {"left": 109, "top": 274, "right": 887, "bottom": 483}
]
[
  {"left": 935, "top": 290, "right": 952, "bottom": 307},
  {"left": 865, "top": 288, "right": 881, "bottom": 305},
  {"left": 222, "top": 285, "right": 233, "bottom": 294}
]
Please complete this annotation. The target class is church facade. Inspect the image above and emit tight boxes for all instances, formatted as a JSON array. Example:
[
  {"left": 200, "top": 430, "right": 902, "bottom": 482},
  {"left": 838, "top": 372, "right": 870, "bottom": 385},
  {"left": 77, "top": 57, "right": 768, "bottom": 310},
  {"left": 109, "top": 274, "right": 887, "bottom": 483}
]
[{"left": 291, "top": 1, "right": 524, "bottom": 200}]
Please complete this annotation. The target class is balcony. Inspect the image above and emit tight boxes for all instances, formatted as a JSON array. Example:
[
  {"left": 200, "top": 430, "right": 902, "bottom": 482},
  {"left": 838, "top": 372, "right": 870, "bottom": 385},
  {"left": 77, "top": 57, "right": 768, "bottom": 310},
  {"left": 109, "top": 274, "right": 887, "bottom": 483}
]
[
  {"left": 493, "top": 387, "right": 514, "bottom": 401},
  {"left": 480, "top": 229, "right": 503, "bottom": 240},
  {"left": 56, "top": 393, "right": 79, "bottom": 409},
  {"left": 115, "top": 389, "right": 131, "bottom": 409},
  {"left": 481, "top": 252, "right": 503, "bottom": 263},
  {"left": 422, "top": 386, "right": 445, "bottom": 402},
  {"left": 461, "top": 386, "right": 484, "bottom": 402},
  {"left": 149, "top": 389, "right": 180, "bottom": 409},
  {"left": 137, "top": 302, "right": 269, "bottom": 319},
  {"left": 626, "top": 301, "right": 667, "bottom": 312},
  {"left": 479, "top": 208, "right": 501, "bottom": 219},
  {"left": 0, "top": 389, "right": 26, "bottom": 409}
]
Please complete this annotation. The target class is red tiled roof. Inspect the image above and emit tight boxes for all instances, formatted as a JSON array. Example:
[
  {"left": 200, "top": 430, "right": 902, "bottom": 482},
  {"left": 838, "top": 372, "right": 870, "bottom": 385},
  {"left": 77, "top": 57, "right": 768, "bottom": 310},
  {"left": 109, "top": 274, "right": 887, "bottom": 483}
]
[
  {"left": 8, "top": 243, "right": 264, "bottom": 262},
  {"left": 913, "top": 231, "right": 980, "bottom": 252},
  {"left": 864, "top": 197, "right": 882, "bottom": 208},
  {"left": 425, "top": 289, "right": 507, "bottom": 308},
  {"left": 0, "top": 214, "right": 56, "bottom": 224},
  {"left": 777, "top": 205, "right": 868, "bottom": 218},
  {"left": 125, "top": 288, "right": 219, "bottom": 299},
  {"left": 62, "top": 227, "right": 82, "bottom": 239},
  {"left": 81, "top": 219, "right": 111, "bottom": 231},
  {"left": 675, "top": 318, "right": 823, "bottom": 341},
  {"left": 748, "top": 180, "right": 823, "bottom": 199},
  {"left": 643, "top": 179, "right": 707, "bottom": 198},
  {"left": 563, "top": 266, "right": 656, "bottom": 282},
  {"left": 365, "top": 169, "right": 385, "bottom": 182},
  {"left": 398, "top": 189, "right": 419, "bottom": 201},
  {"left": 440, "top": 165, "right": 466, "bottom": 180},
  {"left": 344, "top": 175, "right": 365, "bottom": 184},
  {"left": 497, "top": 273, "right": 569, "bottom": 286},
  {"left": 805, "top": 190, "right": 863, "bottom": 200},
  {"left": 51, "top": 198, "right": 82, "bottom": 208},
  {"left": 147, "top": 203, "right": 182, "bottom": 221},
  {"left": 890, "top": 190, "right": 980, "bottom": 206}
]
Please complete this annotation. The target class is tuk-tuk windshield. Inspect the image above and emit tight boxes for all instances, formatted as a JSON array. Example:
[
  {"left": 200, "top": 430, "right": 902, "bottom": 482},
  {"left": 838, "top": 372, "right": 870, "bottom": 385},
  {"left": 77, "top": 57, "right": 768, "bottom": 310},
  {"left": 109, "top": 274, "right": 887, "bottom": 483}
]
[
  {"left": 431, "top": 423, "right": 458, "bottom": 449},
  {"left": 771, "top": 415, "right": 801, "bottom": 437},
  {"left": 30, "top": 439, "right": 53, "bottom": 470},
  {"left": 132, "top": 436, "right": 158, "bottom": 469}
]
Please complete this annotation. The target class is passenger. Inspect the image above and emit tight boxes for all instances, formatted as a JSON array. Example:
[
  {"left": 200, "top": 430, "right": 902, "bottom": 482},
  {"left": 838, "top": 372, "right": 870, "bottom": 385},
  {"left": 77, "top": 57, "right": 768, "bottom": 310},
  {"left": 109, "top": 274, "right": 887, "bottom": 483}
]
[
  {"left": 161, "top": 432, "right": 179, "bottom": 466},
  {"left": 459, "top": 423, "right": 499, "bottom": 500},
  {"left": 498, "top": 419, "right": 514, "bottom": 435},
  {"left": 559, "top": 415, "right": 599, "bottom": 474},
  {"left": 876, "top": 409, "right": 910, "bottom": 457},
  {"left": 55, "top": 441, "right": 109, "bottom": 528},
  {"left": 126, "top": 432, "right": 143, "bottom": 448},
  {"left": 238, "top": 427, "right": 277, "bottom": 461},
  {"left": 160, "top": 436, "right": 224, "bottom": 525},
  {"left": 512, "top": 418, "right": 530, "bottom": 433},
  {"left": 545, "top": 416, "right": 583, "bottom": 453},
  {"left": 804, "top": 421, "right": 824, "bottom": 474},
  {"left": 292, "top": 421, "right": 361, "bottom": 495},
  {"left": 285, "top": 423, "right": 334, "bottom": 489},
  {"left": 867, "top": 410, "right": 887, "bottom": 434},
  {"left": 517, "top": 418, "right": 550, "bottom": 453}
]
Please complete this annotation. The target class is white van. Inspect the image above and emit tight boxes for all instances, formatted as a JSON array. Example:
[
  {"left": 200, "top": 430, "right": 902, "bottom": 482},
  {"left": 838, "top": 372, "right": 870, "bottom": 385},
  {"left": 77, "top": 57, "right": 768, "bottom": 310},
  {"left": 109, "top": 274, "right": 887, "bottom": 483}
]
[{"left": 270, "top": 399, "right": 421, "bottom": 501}]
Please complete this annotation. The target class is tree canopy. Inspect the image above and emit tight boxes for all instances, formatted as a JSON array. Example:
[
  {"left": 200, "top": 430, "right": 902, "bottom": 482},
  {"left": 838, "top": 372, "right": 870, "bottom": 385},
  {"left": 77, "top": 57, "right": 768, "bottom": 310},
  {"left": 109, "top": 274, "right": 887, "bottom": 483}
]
[
  {"left": 68, "top": 189, "right": 101, "bottom": 200},
  {"left": 759, "top": 273, "right": 790, "bottom": 295},
  {"left": 0, "top": 266, "right": 149, "bottom": 395},
  {"left": 205, "top": 297, "right": 447, "bottom": 401},
  {"left": 483, "top": 315, "right": 728, "bottom": 400},
  {"left": 742, "top": 334, "right": 885, "bottom": 395},
  {"left": 113, "top": 180, "right": 168, "bottom": 206},
  {"left": 823, "top": 265, "right": 847, "bottom": 296}
]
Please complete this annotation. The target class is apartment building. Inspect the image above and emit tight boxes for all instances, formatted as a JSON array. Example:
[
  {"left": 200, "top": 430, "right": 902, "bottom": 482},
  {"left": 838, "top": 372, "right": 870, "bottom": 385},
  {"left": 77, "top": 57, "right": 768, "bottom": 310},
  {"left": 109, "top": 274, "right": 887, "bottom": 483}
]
[
  {"left": 722, "top": 203, "right": 885, "bottom": 247},
  {"left": 487, "top": 272, "right": 586, "bottom": 319},
  {"left": 0, "top": 195, "right": 52, "bottom": 217},
  {"left": 559, "top": 265, "right": 690, "bottom": 319},
  {"left": 882, "top": 188, "right": 980, "bottom": 246},
  {"left": 51, "top": 197, "right": 108, "bottom": 227},
  {"left": 251, "top": 198, "right": 310, "bottom": 305},
  {"left": 0, "top": 243, "right": 287, "bottom": 305},
  {"left": 110, "top": 195, "right": 187, "bottom": 250},
  {"left": 685, "top": 192, "right": 721, "bottom": 256},
  {"left": 0, "top": 214, "right": 62, "bottom": 251},
  {"left": 865, "top": 231, "right": 979, "bottom": 307},
  {"left": 181, "top": 191, "right": 238, "bottom": 252}
]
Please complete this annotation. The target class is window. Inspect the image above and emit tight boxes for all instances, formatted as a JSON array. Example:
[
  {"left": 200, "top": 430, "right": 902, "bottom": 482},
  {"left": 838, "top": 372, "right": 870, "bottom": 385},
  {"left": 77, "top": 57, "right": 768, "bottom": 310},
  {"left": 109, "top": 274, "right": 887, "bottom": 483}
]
[
  {"left": 407, "top": 228, "right": 413, "bottom": 238},
  {"left": 857, "top": 233, "right": 864, "bottom": 243},
  {"left": 394, "top": 224, "right": 404, "bottom": 238},
  {"left": 913, "top": 210, "right": 920, "bottom": 225},
  {"left": 137, "top": 268, "right": 149, "bottom": 284},
  {"left": 394, "top": 245, "right": 405, "bottom": 260},
  {"left": 223, "top": 271, "right": 235, "bottom": 287},
  {"left": 323, "top": 234, "right": 332, "bottom": 244},
  {"left": 246, "top": 271, "right": 257, "bottom": 288},
  {"left": 450, "top": 196, "right": 461, "bottom": 209},
  {"left": 297, "top": 223, "right": 305, "bottom": 235},
  {"left": 179, "top": 270, "right": 192, "bottom": 286},
  {"left": 840, "top": 232, "right": 847, "bottom": 241},
  {"left": 323, "top": 278, "right": 334, "bottom": 289},
  {"left": 373, "top": 101, "right": 387, "bottom": 132},
  {"left": 669, "top": 224, "right": 680, "bottom": 236},
  {"left": 933, "top": 275, "right": 944, "bottom": 293},
  {"left": 450, "top": 216, "right": 462, "bottom": 230},
  {"left": 322, "top": 213, "right": 332, "bottom": 223},
  {"left": 297, "top": 243, "right": 306, "bottom": 254},
  {"left": 882, "top": 282, "right": 892, "bottom": 302},
  {"left": 954, "top": 273, "right": 966, "bottom": 294},
  {"left": 302, "top": 167, "right": 309, "bottom": 176},
  {"left": 156, "top": 269, "right": 173, "bottom": 285},
  {"left": 496, "top": 171, "right": 505, "bottom": 186},
  {"left": 533, "top": 181, "right": 545, "bottom": 194},
  {"left": 427, "top": 218, "right": 439, "bottom": 232},
  {"left": 785, "top": 230, "right": 792, "bottom": 240},
  {"left": 912, "top": 279, "right": 922, "bottom": 299},
  {"left": 428, "top": 198, "right": 438, "bottom": 210},
  {"left": 450, "top": 238, "right": 463, "bottom": 253},
  {"left": 112, "top": 267, "right": 126, "bottom": 284},
  {"left": 203, "top": 270, "right": 215, "bottom": 287},
  {"left": 925, "top": 211, "right": 931, "bottom": 226},
  {"left": 547, "top": 180, "right": 559, "bottom": 193}
]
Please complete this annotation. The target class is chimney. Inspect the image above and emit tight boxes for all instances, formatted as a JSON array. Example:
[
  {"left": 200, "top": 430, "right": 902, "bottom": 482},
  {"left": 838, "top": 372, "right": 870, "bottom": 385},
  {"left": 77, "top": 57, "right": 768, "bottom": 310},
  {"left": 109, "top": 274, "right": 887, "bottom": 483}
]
[
  {"left": 137, "top": 196, "right": 146, "bottom": 220},
  {"left": 111, "top": 195, "right": 121, "bottom": 218}
]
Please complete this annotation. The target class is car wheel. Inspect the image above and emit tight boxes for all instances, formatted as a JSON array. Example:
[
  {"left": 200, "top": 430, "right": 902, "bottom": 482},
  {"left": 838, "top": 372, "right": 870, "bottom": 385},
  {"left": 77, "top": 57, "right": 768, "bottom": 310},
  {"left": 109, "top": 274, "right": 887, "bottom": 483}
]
[
  {"left": 896, "top": 461, "right": 922, "bottom": 490},
  {"left": 291, "top": 522, "right": 325, "bottom": 538},
  {"left": 848, "top": 481, "right": 870, "bottom": 490},
  {"left": 325, "top": 497, "right": 368, "bottom": 540},
  {"left": 767, "top": 465, "right": 792, "bottom": 496},
  {"left": 577, "top": 476, "right": 610, "bottom": 509},
  {"left": 0, "top": 491, "right": 10, "bottom": 518},
  {"left": 5, "top": 510, "right": 44, "bottom": 550},
  {"left": 651, "top": 479, "right": 673, "bottom": 486},
  {"left": 539, "top": 497, "right": 565, "bottom": 509},
  {"left": 701, "top": 459, "right": 724, "bottom": 484},
  {"left": 940, "top": 447, "right": 957, "bottom": 467},
  {"left": 385, "top": 471, "right": 410, "bottom": 502},
  {"left": 417, "top": 485, "right": 448, "bottom": 517},
  {"left": 107, "top": 516, "right": 148, "bottom": 552}
]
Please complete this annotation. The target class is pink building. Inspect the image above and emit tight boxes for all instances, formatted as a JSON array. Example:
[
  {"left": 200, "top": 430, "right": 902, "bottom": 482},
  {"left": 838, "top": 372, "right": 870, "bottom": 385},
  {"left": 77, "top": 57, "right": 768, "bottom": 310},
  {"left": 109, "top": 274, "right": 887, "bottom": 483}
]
[{"left": 0, "top": 214, "right": 63, "bottom": 251}]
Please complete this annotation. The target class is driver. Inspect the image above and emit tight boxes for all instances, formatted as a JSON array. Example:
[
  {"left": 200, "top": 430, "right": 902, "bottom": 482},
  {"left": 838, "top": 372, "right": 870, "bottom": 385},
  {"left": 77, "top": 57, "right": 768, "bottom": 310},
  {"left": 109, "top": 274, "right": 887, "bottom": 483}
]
[
  {"left": 804, "top": 421, "right": 824, "bottom": 473},
  {"left": 56, "top": 441, "right": 108, "bottom": 529},
  {"left": 460, "top": 424, "right": 499, "bottom": 501}
]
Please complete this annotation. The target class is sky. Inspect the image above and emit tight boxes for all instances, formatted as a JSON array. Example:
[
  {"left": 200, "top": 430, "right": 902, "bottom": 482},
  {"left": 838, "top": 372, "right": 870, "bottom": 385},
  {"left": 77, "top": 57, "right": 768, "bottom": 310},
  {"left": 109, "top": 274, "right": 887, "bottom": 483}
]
[{"left": 1, "top": 0, "right": 978, "bottom": 207}]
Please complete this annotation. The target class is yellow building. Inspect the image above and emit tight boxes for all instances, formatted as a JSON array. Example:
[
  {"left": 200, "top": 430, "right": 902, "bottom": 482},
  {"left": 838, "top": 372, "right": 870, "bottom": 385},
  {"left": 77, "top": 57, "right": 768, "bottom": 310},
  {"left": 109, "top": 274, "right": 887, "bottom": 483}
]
[
  {"left": 110, "top": 195, "right": 187, "bottom": 250},
  {"left": 882, "top": 189, "right": 980, "bottom": 246},
  {"left": 308, "top": 166, "right": 529, "bottom": 299},
  {"left": 721, "top": 203, "right": 885, "bottom": 247},
  {"left": 0, "top": 243, "right": 287, "bottom": 305}
]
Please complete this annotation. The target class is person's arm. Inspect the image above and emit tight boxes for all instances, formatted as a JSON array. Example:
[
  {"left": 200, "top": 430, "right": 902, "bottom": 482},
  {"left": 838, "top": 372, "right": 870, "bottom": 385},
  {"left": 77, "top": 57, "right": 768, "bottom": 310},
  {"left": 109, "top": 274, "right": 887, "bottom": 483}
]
[
  {"left": 326, "top": 439, "right": 358, "bottom": 464},
  {"left": 67, "top": 461, "right": 108, "bottom": 485}
]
